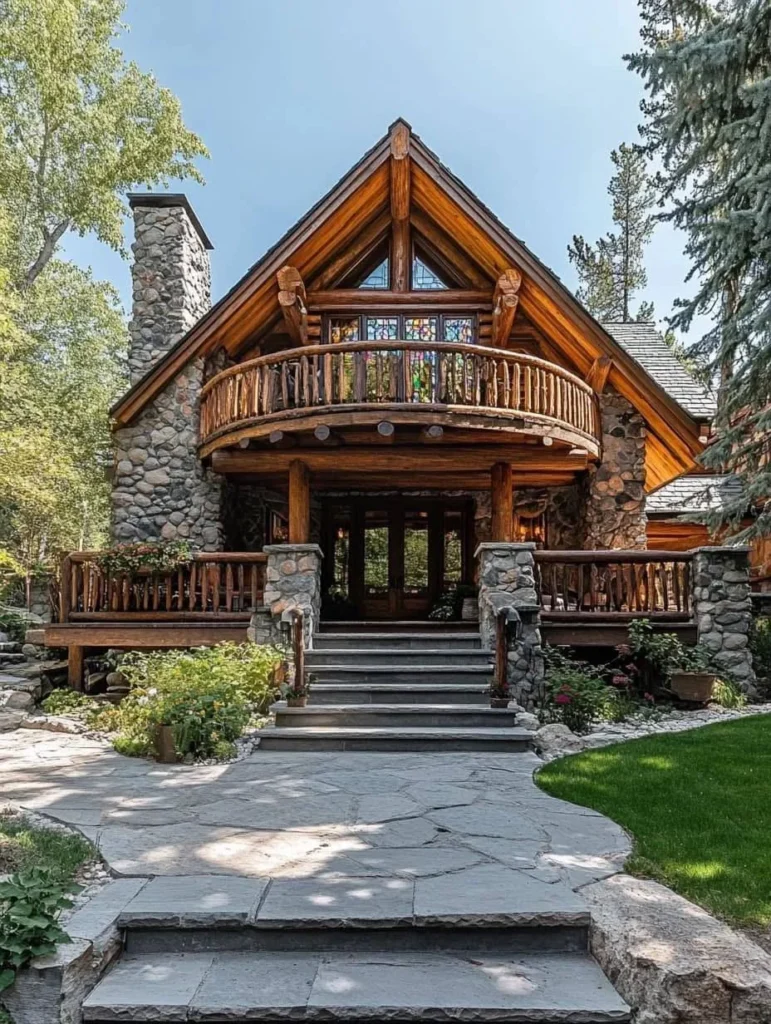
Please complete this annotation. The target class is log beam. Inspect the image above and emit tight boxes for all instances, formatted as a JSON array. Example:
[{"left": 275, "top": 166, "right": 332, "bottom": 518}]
[
  {"left": 390, "top": 121, "right": 411, "bottom": 292},
  {"left": 288, "top": 459, "right": 310, "bottom": 544},
  {"left": 491, "top": 461, "right": 514, "bottom": 542},
  {"left": 277, "top": 265, "right": 308, "bottom": 346},
  {"left": 585, "top": 355, "right": 612, "bottom": 395},
  {"left": 491, "top": 269, "right": 522, "bottom": 348},
  {"left": 307, "top": 289, "right": 491, "bottom": 309}
]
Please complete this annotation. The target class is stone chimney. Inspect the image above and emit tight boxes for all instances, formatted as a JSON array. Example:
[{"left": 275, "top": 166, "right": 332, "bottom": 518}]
[
  {"left": 111, "top": 194, "right": 223, "bottom": 549},
  {"left": 127, "top": 193, "right": 213, "bottom": 384}
]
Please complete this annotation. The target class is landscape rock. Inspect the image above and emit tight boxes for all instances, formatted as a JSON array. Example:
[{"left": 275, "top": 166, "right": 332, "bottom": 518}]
[
  {"left": 0, "top": 709, "right": 26, "bottom": 731},
  {"left": 21, "top": 714, "right": 86, "bottom": 734},
  {"left": 516, "top": 711, "right": 539, "bottom": 731},
  {"left": 533, "top": 722, "right": 584, "bottom": 754},
  {"left": 585, "top": 873, "right": 771, "bottom": 1024}
]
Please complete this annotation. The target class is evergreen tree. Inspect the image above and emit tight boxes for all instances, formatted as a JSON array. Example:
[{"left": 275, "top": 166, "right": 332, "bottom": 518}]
[
  {"left": 627, "top": 0, "right": 771, "bottom": 539},
  {"left": 568, "top": 143, "right": 655, "bottom": 322}
]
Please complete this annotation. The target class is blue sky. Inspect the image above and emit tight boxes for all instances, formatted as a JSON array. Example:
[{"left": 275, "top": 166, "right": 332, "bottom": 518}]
[{"left": 65, "top": 0, "right": 696, "bottom": 334}]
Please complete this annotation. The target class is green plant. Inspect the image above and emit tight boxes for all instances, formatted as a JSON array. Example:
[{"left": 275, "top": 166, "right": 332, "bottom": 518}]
[
  {"left": 281, "top": 670, "right": 313, "bottom": 703},
  {"left": 749, "top": 617, "right": 771, "bottom": 694},
  {"left": 108, "top": 643, "right": 284, "bottom": 760},
  {"left": 0, "top": 610, "right": 27, "bottom": 644},
  {"left": 543, "top": 647, "right": 619, "bottom": 734},
  {"left": 0, "top": 868, "right": 76, "bottom": 992},
  {"left": 96, "top": 540, "right": 192, "bottom": 577},
  {"left": 623, "top": 619, "right": 711, "bottom": 696},
  {"left": 712, "top": 678, "right": 747, "bottom": 709},
  {"left": 428, "top": 584, "right": 477, "bottom": 621},
  {"left": 40, "top": 689, "right": 94, "bottom": 716}
]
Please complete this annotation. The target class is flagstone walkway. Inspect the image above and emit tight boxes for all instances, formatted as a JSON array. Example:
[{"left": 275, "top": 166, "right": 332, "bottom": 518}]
[{"left": 0, "top": 730, "right": 628, "bottom": 893}]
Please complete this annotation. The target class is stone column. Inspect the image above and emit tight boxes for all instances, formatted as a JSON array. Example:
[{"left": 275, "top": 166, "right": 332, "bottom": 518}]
[
  {"left": 477, "top": 542, "right": 545, "bottom": 709},
  {"left": 258, "top": 544, "right": 323, "bottom": 647},
  {"left": 111, "top": 194, "right": 224, "bottom": 549},
  {"left": 692, "top": 546, "right": 756, "bottom": 694},
  {"left": 583, "top": 392, "right": 647, "bottom": 549}
]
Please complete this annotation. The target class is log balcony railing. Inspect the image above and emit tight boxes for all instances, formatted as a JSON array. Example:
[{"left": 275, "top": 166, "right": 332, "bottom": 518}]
[
  {"left": 535, "top": 550, "right": 694, "bottom": 621},
  {"left": 59, "top": 552, "right": 267, "bottom": 622},
  {"left": 198, "top": 341, "right": 600, "bottom": 456}
]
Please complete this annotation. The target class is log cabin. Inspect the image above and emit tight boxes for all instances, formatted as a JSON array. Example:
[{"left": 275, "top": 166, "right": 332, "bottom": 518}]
[{"left": 47, "top": 120, "right": 756, "bottom": 695}]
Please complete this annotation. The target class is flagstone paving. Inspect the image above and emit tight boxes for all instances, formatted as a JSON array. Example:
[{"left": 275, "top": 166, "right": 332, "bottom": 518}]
[{"left": 0, "top": 730, "right": 629, "bottom": 890}]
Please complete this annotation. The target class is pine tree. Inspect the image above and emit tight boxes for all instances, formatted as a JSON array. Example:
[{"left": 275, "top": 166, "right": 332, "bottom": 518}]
[
  {"left": 627, "top": 0, "right": 771, "bottom": 539},
  {"left": 568, "top": 143, "right": 655, "bottom": 322}
]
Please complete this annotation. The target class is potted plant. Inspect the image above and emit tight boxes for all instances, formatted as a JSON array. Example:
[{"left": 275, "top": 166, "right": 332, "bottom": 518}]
[
  {"left": 489, "top": 674, "right": 510, "bottom": 709},
  {"left": 669, "top": 647, "right": 716, "bottom": 703},
  {"left": 281, "top": 671, "right": 313, "bottom": 708},
  {"left": 624, "top": 620, "right": 716, "bottom": 704}
]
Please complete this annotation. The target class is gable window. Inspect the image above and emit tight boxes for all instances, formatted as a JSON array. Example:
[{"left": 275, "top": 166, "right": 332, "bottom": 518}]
[
  {"left": 328, "top": 314, "right": 476, "bottom": 345},
  {"left": 360, "top": 257, "right": 389, "bottom": 289},
  {"left": 412, "top": 254, "right": 449, "bottom": 290}
]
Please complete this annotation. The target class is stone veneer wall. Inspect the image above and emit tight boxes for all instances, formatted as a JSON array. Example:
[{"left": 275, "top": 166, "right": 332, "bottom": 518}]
[
  {"left": 111, "top": 199, "right": 224, "bottom": 548},
  {"left": 477, "top": 542, "right": 545, "bottom": 709},
  {"left": 253, "top": 545, "right": 322, "bottom": 647},
  {"left": 583, "top": 391, "right": 647, "bottom": 549},
  {"left": 692, "top": 546, "right": 756, "bottom": 694}
]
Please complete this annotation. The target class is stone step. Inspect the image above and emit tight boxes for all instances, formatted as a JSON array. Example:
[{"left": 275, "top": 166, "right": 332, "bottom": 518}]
[
  {"left": 307, "top": 648, "right": 492, "bottom": 667},
  {"left": 273, "top": 702, "right": 517, "bottom": 729},
  {"left": 0, "top": 641, "right": 22, "bottom": 654},
  {"left": 309, "top": 665, "right": 492, "bottom": 687},
  {"left": 311, "top": 682, "right": 489, "bottom": 705},
  {"left": 313, "top": 631, "right": 482, "bottom": 650},
  {"left": 320, "top": 619, "right": 478, "bottom": 634},
  {"left": 0, "top": 651, "right": 25, "bottom": 665},
  {"left": 83, "top": 950, "right": 630, "bottom": 1022},
  {"left": 258, "top": 726, "right": 532, "bottom": 752}
]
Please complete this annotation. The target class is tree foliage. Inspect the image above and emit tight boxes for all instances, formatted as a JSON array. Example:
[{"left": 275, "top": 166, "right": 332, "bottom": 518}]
[
  {"left": 568, "top": 143, "right": 655, "bottom": 322},
  {"left": 627, "top": 0, "right": 771, "bottom": 538},
  {"left": 0, "top": 0, "right": 208, "bottom": 288},
  {"left": 0, "top": 0, "right": 208, "bottom": 579}
]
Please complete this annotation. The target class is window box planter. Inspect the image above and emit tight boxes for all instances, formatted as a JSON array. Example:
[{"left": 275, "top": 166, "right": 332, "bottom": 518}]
[
  {"left": 286, "top": 695, "right": 308, "bottom": 708},
  {"left": 670, "top": 671, "right": 717, "bottom": 704}
]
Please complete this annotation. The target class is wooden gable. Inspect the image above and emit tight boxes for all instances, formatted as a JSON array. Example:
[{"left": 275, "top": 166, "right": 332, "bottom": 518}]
[{"left": 112, "top": 119, "right": 707, "bottom": 490}]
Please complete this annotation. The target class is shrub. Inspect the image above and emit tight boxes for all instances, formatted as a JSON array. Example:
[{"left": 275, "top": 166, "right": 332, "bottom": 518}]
[
  {"left": 750, "top": 617, "right": 771, "bottom": 694},
  {"left": 543, "top": 647, "right": 620, "bottom": 734},
  {"left": 40, "top": 689, "right": 94, "bottom": 716},
  {"left": 108, "top": 643, "right": 284, "bottom": 760},
  {"left": 712, "top": 677, "right": 747, "bottom": 709},
  {"left": 0, "top": 611, "right": 27, "bottom": 645},
  {"left": 624, "top": 619, "right": 711, "bottom": 696},
  {"left": 0, "top": 868, "right": 76, "bottom": 993}
]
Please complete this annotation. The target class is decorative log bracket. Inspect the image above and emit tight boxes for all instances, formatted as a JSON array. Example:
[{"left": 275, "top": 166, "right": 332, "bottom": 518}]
[
  {"left": 278, "top": 265, "right": 309, "bottom": 345},
  {"left": 491, "top": 269, "right": 522, "bottom": 348}
]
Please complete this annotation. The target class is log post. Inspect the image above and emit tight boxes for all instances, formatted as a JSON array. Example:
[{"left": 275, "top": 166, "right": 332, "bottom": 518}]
[
  {"left": 68, "top": 646, "right": 84, "bottom": 692},
  {"left": 491, "top": 462, "right": 514, "bottom": 542},
  {"left": 390, "top": 121, "right": 411, "bottom": 292},
  {"left": 288, "top": 459, "right": 310, "bottom": 544}
]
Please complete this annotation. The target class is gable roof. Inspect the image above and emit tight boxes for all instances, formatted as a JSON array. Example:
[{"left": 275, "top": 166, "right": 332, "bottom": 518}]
[
  {"left": 602, "top": 322, "right": 716, "bottom": 419},
  {"left": 647, "top": 474, "right": 743, "bottom": 516},
  {"left": 111, "top": 119, "right": 708, "bottom": 490}
]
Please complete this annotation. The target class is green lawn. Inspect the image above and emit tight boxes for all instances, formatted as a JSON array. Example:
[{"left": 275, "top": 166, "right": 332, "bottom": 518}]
[
  {"left": 536, "top": 714, "right": 771, "bottom": 926},
  {"left": 0, "top": 812, "right": 93, "bottom": 882}
]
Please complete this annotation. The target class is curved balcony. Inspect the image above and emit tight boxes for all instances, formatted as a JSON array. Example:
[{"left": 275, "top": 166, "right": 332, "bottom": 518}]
[{"left": 199, "top": 341, "right": 600, "bottom": 457}]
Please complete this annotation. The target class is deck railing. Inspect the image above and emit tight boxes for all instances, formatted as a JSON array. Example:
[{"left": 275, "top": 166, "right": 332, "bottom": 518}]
[
  {"left": 199, "top": 341, "right": 599, "bottom": 450},
  {"left": 60, "top": 552, "right": 267, "bottom": 622},
  {"left": 535, "top": 550, "right": 693, "bottom": 620}
]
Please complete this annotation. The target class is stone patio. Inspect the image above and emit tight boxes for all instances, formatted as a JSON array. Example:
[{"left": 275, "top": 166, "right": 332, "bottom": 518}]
[{"left": 0, "top": 731, "right": 629, "bottom": 886}]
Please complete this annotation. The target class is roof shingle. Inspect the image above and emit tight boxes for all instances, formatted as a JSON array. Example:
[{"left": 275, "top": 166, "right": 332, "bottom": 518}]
[
  {"left": 647, "top": 474, "right": 743, "bottom": 515},
  {"left": 601, "top": 322, "right": 716, "bottom": 419}
]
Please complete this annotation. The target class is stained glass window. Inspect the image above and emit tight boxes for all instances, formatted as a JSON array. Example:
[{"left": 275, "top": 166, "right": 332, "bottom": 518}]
[
  {"left": 443, "top": 317, "right": 474, "bottom": 344},
  {"left": 366, "top": 317, "right": 399, "bottom": 340},
  {"left": 413, "top": 255, "right": 448, "bottom": 290},
  {"left": 404, "top": 317, "right": 438, "bottom": 342},
  {"left": 360, "top": 258, "right": 389, "bottom": 289},
  {"left": 330, "top": 318, "right": 360, "bottom": 344}
]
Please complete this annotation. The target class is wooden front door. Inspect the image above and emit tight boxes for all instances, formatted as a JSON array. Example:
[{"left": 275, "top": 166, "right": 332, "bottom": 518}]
[{"left": 321, "top": 497, "right": 473, "bottom": 620}]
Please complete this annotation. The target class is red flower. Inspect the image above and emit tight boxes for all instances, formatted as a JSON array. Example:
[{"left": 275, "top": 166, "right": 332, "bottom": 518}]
[
  {"left": 555, "top": 693, "right": 572, "bottom": 705},
  {"left": 644, "top": 692, "right": 654, "bottom": 702}
]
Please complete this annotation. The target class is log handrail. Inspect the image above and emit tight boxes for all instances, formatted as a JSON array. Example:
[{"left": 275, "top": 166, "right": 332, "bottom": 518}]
[
  {"left": 289, "top": 606, "right": 305, "bottom": 693},
  {"left": 199, "top": 341, "right": 600, "bottom": 449},
  {"left": 60, "top": 551, "right": 267, "bottom": 622},
  {"left": 534, "top": 550, "right": 693, "bottom": 618}
]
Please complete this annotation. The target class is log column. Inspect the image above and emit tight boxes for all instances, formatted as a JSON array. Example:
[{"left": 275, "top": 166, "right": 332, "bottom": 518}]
[
  {"left": 288, "top": 460, "right": 310, "bottom": 544},
  {"left": 491, "top": 462, "right": 513, "bottom": 542}
]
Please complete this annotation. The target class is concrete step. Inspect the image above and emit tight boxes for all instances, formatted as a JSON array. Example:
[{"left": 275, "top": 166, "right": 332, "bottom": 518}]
[
  {"left": 83, "top": 950, "right": 630, "bottom": 1022},
  {"left": 273, "top": 702, "right": 516, "bottom": 729},
  {"left": 258, "top": 726, "right": 532, "bottom": 752},
  {"left": 307, "top": 647, "right": 492, "bottom": 667},
  {"left": 320, "top": 620, "right": 478, "bottom": 634},
  {"left": 311, "top": 682, "right": 489, "bottom": 705},
  {"left": 313, "top": 631, "right": 482, "bottom": 650},
  {"left": 310, "top": 665, "right": 492, "bottom": 687}
]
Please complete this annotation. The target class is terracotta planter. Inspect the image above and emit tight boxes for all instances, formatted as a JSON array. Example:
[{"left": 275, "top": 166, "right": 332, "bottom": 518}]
[
  {"left": 286, "top": 696, "right": 308, "bottom": 708},
  {"left": 490, "top": 697, "right": 510, "bottom": 709},
  {"left": 153, "top": 724, "right": 177, "bottom": 763},
  {"left": 670, "top": 671, "right": 716, "bottom": 704}
]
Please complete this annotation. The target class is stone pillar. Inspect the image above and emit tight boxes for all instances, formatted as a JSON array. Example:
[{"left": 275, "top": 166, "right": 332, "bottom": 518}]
[
  {"left": 477, "top": 542, "right": 545, "bottom": 709},
  {"left": 259, "top": 544, "right": 322, "bottom": 647},
  {"left": 583, "top": 392, "right": 647, "bottom": 549},
  {"left": 111, "top": 194, "right": 224, "bottom": 549},
  {"left": 692, "top": 546, "right": 756, "bottom": 694}
]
